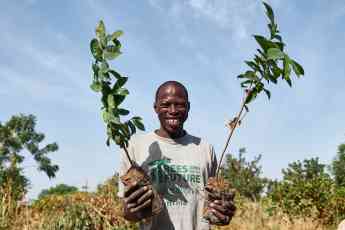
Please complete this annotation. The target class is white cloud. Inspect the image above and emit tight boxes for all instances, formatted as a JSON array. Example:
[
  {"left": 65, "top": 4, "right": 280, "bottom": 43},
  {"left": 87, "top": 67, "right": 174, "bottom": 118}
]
[{"left": 187, "top": 0, "right": 260, "bottom": 40}]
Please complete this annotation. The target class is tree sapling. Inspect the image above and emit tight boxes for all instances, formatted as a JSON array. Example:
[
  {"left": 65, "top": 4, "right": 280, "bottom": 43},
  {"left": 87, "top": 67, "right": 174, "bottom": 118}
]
[
  {"left": 203, "top": 2, "right": 305, "bottom": 225},
  {"left": 89, "top": 20, "right": 163, "bottom": 220}
]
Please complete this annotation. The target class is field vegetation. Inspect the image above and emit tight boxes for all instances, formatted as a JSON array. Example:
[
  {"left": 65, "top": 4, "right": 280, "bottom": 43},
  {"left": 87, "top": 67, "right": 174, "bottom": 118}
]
[{"left": 1, "top": 115, "right": 344, "bottom": 229}]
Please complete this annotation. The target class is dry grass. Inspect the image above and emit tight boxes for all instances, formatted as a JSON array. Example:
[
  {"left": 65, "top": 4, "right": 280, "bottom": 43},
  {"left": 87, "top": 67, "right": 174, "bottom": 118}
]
[
  {"left": 1, "top": 176, "right": 342, "bottom": 230},
  {"left": 214, "top": 199, "right": 337, "bottom": 230}
]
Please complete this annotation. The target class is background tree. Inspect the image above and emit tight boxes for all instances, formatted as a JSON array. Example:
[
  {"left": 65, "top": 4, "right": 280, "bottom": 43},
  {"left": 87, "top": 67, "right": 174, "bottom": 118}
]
[
  {"left": 38, "top": 184, "right": 78, "bottom": 200},
  {"left": 222, "top": 148, "right": 268, "bottom": 201},
  {"left": 269, "top": 157, "right": 333, "bottom": 219},
  {"left": 0, "top": 114, "right": 59, "bottom": 200},
  {"left": 330, "top": 142, "right": 345, "bottom": 187}
]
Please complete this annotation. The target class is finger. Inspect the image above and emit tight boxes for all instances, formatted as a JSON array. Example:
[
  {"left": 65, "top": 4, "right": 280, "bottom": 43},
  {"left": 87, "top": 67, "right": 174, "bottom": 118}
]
[
  {"left": 137, "top": 189, "right": 154, "bottom": 204},
  {"left": 211, "top": 208, "right": 227, "bottom": 222},
  {"left": 207, "top": 192, "right": 221, "bottom": 200},
  {"left": 211, "top": 209, "right": 230, "bottom": 225},
  {"left": 130, "top": 199, "right": 152, "bottom": 213},
  {"left": 210, "top": 203, "right": 227, "bottom": 214},
  {"left": 126, "top": 186, "right": 149, "bottom": 203},
  {"left": 126, "top": 202, "right": 137, "bottom": 209},
  {"left": 124, "top": 182, "right": 141, "bottom": 198},
  {"left": 214, "top": 200, "right": 236, "bottom": 213}
]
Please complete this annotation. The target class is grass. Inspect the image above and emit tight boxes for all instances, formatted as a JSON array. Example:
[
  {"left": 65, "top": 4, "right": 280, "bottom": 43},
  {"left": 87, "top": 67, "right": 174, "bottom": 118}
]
[{"left": 0, "top": 176, "right": 342, "bottom": 230}]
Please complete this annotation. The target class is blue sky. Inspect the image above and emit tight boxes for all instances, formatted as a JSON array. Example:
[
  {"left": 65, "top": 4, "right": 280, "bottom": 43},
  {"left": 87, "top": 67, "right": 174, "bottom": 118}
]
[{"left": 1, "top": 0, "right": 344, "bottom": 199}]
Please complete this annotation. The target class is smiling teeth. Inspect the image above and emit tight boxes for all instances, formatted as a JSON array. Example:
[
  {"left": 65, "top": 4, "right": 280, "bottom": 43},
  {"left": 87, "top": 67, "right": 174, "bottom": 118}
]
[{"left": 167, "top": 119, "right": 179, "bottom": 126}]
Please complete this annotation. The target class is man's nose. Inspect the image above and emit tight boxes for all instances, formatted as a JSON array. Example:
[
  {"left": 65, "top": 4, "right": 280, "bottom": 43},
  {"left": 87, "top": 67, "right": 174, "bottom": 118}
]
[{"left": 168, "top": 104, "right": 178, "bottom": 114}]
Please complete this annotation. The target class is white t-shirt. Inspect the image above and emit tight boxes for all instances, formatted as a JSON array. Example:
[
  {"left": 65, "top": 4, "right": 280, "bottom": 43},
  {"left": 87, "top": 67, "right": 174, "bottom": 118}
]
[{"left": 117, "top": 131, "right": 217, "bottom": 230}]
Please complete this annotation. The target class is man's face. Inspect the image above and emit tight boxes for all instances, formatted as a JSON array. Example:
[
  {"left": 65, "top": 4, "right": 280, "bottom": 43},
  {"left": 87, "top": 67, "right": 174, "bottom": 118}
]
[{"left": 154, "top": 84, "right": 190, "bottom": 138}]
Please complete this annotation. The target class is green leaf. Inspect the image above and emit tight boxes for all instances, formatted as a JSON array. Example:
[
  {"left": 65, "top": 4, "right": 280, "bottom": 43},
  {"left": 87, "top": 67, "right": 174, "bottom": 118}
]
[
  {"left": 283, "top": 55, "right": 292, "bottom": 86},
  {"left": 120, "top": 124, "right": 130, "bottom": 139},
  {"left": 114, "top": 134, "right": 122, "bottom": 145},
  {"left": 237, "top": 74, "right": 245, "bottom": 79},
  {"left": 131, "top": 117, "right": 145, "bottom": 131},
  {"left": 274, "top": 34, "right": 282, "bottom": 42},
  {"left": 100, "top": 61, "right": 109, "bottom": 73},
  {"left": 241, "top": 80, "right": 252, "bottom": 88},
  {"left": 244, "top": 104, "right": 249, "bottom": 112},
  {"left": 245, "top": 89, "right": 258, "bottom": 104},
  {"left": 100, "top": 37, "right": 107, "bottom": 49},
  {"left": 90, "top": 39, "right": 103, "bottom": 61},
  {"left": 117, "top": 88, "right": 129, "bottom": 96},
  {"left": 127, "top": 120, "right": 136, "bottom": 135},
  {"left": 268, "top": 74, "right": 278, "bottom": 84},
  {"left": 255, "top": 82, "right": 264, "bottom": 93},
  {"left": 264, "top": 88, "right": 271, "bottom": 99},
  {"left": 285, "top": 76, "right": 292, "bottom": 87},
  {"left": 113, "top": 39, "right": 122, "bottom": 49},
  {"left": 290, "top": 59, "right": 304, "bottom": 77},
  {"left": 109, "top": 70, "right": 122, "bottom": 79},
  {"left": 107, "top": 94, "right": 116, "bottom": 108},
  {"left": 263, "top": 2, "right": 275, "bottom": 24},
  {"left": 270, "top": 64, "right": 281, "bottom": 84},
  {"left": 275, "top": 42, "right": 285, "bottom": 51},
  {"left": 114, "top": 76, "right": 128, "bottom": 90},
  {"left": 118, "top": 108, "right": 130, "bottom": 115},
  {"left": 90, "top": 82, "right": 102, "bottom": 92},
  {"left": 104, "top": 45, "right": 121, "bottom": 60},
  {"left": 102, "top": 110, "right": 109, "bottom": 123},
  {"left": 245, "top": 61, "right": 260, "bottom": 71},
  {"left": 114, "top": 95, "right": 126, "bottom": 105},
  {"left": 92, "top": 63, "right": 99, "bottom": 75},
  {"left": 111, "top": 30, "right": 124, "bottom": 40},
  {"left": 109, "top": 114, "right": 121, "bottom": 124},
  {"left": 96, "top": 20, "right": 106, "bottom": 40},
  {"left": 254, "top": 35, "right": 278, "bottom": 52},
  {"left": 244, "top": 71, "right": 259, "bottom": 81},
  {"left": 267, "top": 48, "right": 284, "bottom": 60}
]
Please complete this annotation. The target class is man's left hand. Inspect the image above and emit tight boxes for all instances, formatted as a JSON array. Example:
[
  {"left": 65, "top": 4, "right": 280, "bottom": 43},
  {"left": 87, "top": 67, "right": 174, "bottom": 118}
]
[{"left": 208, "top": 199, "right": 236, "bottom": 225}]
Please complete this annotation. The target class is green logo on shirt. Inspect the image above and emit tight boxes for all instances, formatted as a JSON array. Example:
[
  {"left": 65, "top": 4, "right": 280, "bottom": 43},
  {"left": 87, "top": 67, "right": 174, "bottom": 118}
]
[{"left": 148, "top": 158, "right": 202, "bottom": 207}]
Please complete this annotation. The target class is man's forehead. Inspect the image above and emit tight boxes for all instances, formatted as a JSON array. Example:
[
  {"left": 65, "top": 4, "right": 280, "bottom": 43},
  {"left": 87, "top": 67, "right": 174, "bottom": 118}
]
[{"left": 156, "top": 84, "right": 188, "bottom": 100}]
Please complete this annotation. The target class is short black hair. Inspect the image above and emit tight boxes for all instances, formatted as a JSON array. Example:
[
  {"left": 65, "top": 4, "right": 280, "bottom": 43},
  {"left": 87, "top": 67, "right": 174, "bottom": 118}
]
[{"left": 155, "top": 81, "right": 189, "bottom": 102}]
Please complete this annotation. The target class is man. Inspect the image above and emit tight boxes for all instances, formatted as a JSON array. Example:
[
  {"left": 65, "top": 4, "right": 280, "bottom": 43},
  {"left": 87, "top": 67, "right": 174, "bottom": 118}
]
[{"left": 118, "top": 81, "right": 235, "bottom": 230}]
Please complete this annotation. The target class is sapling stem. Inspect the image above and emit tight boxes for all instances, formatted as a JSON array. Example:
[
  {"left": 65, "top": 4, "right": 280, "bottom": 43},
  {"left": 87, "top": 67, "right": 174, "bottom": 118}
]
[
  {"left": 216, "top": 86, "right": 251, "bottom": 178},
  {"left": 123, "top": 146, "right": 134, "bottom": 167}
]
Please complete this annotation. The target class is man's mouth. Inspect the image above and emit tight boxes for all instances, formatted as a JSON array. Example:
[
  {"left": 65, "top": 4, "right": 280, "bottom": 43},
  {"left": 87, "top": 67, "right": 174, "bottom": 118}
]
[{"left": 166, "top": 119, "right": 180, "bottom": 126}]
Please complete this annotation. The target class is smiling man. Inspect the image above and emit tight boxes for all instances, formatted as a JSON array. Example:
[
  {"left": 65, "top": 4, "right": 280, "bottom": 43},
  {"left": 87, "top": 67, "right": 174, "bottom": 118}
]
[{"left": 118, "top": 81, "right": 236, "bottom": 230}]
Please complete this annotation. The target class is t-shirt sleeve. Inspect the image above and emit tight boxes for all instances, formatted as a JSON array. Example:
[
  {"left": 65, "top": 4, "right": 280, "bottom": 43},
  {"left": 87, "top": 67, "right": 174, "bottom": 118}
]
[
  {"left": 117, "top": 140, "right": 136, "bottom": 198},
  {"left": 208, "top": 144, "right": 218, "bottom": 178}
]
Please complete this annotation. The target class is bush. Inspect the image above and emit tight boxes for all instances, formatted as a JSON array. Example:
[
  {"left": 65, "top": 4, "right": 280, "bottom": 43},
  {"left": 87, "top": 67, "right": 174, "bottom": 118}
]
[
  {"left": 222, "top": 148, "right": 269, "bottom": 201},
  {"left": 38, "top": 184, "right": 78, "bottom": 200},
  {"left": 331, "top": 143, "right": 345, "bottom": 187},
  {"left": 30, "top": 174, "right": 138, "bottom": 230},
  {"left": 268, "top": 157, "right": 343, "bottom": 225}
]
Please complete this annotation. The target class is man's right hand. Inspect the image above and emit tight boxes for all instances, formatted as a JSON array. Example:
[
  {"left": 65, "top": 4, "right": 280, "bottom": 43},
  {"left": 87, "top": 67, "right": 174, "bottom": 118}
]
[{"left": 123, "top": 183, "right": 154, "bottom": 221}]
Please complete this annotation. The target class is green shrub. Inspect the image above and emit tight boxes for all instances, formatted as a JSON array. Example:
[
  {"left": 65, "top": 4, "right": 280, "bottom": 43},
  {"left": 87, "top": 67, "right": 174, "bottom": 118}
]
[{"left": 268, "top": 157, "right": 343, "bottom": 225}]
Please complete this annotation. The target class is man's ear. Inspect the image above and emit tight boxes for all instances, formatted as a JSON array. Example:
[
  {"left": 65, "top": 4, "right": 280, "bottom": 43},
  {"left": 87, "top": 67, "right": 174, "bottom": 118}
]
[
  {"left": 187, "top": 101, "right": 190, "bottom": 112},
  {"left": 154, "top": 102, "right": 158, "bottom": 113}
]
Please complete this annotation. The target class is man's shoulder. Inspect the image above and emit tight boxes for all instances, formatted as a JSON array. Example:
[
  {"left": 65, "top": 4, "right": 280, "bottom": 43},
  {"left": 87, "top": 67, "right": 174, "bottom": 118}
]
[
  {"left": 185, "top": 133, "right": 213, "bottom": 149},
  {"left": 129, "top": 132, "right": 155, "bottom": 144}
]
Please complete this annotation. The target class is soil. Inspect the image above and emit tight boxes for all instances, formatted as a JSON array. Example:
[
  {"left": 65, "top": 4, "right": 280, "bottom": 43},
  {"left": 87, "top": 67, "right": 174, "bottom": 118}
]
[{"left": 120, "top": 165, "right": 163, "bottom": 219}]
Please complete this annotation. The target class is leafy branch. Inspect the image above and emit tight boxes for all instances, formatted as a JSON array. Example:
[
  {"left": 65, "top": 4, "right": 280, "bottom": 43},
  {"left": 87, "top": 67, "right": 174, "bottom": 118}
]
[
  {"left": 216, "top": 2, "right": 305, "bottom": 177},
  {"left": 90, "top": 21, "right": 145, "bottom": 166}
]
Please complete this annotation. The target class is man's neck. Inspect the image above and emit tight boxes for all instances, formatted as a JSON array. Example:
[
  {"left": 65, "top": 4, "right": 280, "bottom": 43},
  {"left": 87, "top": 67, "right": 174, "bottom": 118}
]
[{"left": 155, "top": 129, "right": 186, "bottom": 139}]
